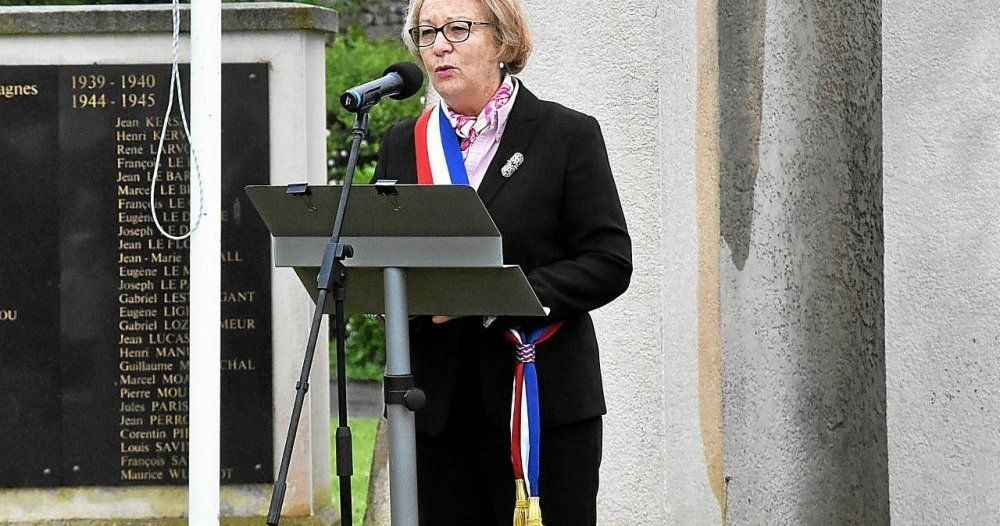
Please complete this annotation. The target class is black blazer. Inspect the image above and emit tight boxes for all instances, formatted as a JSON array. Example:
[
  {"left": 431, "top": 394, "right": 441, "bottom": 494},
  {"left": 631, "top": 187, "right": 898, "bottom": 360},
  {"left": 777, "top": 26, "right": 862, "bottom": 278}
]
[{"left": 373, "top": 83, "right": 632, "bottom": 435}]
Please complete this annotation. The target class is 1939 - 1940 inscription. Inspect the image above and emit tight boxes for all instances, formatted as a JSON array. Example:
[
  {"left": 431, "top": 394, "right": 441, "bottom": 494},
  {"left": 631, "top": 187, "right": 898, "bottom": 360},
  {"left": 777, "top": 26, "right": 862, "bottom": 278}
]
[{"left": 0, "top": 64, "right": 273, "bottom": 487}]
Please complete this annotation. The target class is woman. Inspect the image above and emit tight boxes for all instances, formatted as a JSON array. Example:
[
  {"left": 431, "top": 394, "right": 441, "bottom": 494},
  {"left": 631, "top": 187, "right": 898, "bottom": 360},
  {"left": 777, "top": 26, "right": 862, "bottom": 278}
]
[{"left": 373, "top": 0, "right": 631, "bottom": 524}]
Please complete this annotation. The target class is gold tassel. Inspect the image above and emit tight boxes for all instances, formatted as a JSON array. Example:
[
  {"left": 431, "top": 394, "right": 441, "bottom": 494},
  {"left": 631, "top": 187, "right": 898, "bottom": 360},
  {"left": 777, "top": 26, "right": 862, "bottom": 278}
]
[
  {"left": 526, "top": 496, "right": 544, "bottom": 526},
  {"left": 513, "top": 479, "right": 529, "bottom": 526}
]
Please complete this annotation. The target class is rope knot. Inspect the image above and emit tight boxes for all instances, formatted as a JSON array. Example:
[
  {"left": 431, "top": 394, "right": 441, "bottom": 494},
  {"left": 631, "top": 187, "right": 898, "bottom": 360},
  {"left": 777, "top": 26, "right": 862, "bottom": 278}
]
[{"left": 515, "top": 343, "right": 536, "bottom": 363}]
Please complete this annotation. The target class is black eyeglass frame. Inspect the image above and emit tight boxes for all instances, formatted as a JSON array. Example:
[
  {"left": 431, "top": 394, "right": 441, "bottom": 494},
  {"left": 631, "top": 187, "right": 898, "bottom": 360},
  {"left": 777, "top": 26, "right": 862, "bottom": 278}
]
[{"left": 408, "top": 20, "right": 493, "bottom": 48}]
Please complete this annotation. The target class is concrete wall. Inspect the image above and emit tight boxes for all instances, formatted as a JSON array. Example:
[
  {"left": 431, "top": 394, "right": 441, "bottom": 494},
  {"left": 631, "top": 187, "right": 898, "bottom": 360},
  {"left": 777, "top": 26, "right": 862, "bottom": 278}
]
[
  {"left": 519, "top": 1, "right": 720, "bottom": 524},
  {"left": 884, "top": 2, "right": 1000, "bottom": 523},
  {"left": 714, "top": 0, "right": 888, "bottom": 524},
  {"left": 523, "top": 0, "right": 887, "bottom": 524}
]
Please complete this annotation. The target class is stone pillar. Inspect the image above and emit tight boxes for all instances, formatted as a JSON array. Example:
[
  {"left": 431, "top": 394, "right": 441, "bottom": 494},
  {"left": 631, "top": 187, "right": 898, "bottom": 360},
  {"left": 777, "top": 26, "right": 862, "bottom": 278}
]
[
  {"left": 884, "top": 2, "right": 1000, "bottom": 523},
  {"left": 711, "top": 0, "right": 888, "bottom": 523},
  {"left": 518, "top": 1, "right": 721, "bottom": 524}
]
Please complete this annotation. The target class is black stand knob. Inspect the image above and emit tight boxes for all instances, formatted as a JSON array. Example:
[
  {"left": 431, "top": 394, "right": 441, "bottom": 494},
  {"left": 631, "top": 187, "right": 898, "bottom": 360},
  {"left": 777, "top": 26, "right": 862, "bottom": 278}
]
[
  {"left": 403, "top": 388, "right": 426, "bottom": 411},
  {"left": 385, "top": 375, "right": 424, "bottom": 413}
]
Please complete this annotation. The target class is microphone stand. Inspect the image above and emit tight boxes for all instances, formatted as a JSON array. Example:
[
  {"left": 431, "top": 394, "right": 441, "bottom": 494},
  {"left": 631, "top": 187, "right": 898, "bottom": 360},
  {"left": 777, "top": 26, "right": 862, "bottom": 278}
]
[{"left": 267, "top": 108, "right": 370, "bottom": 526}]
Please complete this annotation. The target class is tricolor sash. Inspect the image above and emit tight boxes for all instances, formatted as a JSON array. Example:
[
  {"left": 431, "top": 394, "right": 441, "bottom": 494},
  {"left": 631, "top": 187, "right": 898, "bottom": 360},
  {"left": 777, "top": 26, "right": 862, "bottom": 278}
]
[
  {"left": 505, "top": 322, "right": 563, "bottom": 526},
  {"left": 415, "top": 108, "right": 557, "bottom": 524},
  {"left": 414, "top": 105, "right": 469, "bottom": 185}
]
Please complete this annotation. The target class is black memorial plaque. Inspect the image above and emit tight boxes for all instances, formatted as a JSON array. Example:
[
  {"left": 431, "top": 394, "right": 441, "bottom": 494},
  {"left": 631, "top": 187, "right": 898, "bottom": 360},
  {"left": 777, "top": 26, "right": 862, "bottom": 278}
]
[{"left": 0, "top": 64, "right": 273, "bottom": 487}]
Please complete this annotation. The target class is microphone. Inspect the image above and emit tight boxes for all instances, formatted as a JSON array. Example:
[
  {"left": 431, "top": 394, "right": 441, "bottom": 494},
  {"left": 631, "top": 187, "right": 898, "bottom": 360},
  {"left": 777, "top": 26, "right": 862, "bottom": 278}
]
[{"left": 340, "top": 62, "right": 424, "bottom": 112}]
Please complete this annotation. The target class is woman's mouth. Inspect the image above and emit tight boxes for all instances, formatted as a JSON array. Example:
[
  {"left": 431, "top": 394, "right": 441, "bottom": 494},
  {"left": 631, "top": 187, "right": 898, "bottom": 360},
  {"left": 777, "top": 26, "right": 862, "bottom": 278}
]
[{"left": 434, "top": 65, "right": 457, "bottom": 78}]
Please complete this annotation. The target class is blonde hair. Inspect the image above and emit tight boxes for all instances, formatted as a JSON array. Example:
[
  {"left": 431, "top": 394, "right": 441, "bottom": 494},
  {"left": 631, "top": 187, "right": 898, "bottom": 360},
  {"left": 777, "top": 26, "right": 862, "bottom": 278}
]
[{"left": 402, "top": 0, "right": 533, "bottom": 74}]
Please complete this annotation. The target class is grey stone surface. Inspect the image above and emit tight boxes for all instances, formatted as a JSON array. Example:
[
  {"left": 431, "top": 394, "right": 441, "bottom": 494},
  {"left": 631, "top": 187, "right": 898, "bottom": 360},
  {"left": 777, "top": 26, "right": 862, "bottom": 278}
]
[
  {"left": 884, "top": 1, "right": 1000, "bottom": 523},
  {"left": 362, "top": 418, "right": 390, "bottom": 526},
  {"left": 0, "top": 2, "right": 337, "bottom": 35},
  {"left": 718, "top": 0, "right": 888, "bottom": 524},
  {"left": 330, "top": 380, "right": 383, "bottom": 418},
  {"left": 338, "top": 0, "right": 407, "bottom": 39},
  {"left": 717, "top": 0, "right": 765, "bottom": 271},
  {"left": 516, "top": 1, "right": 718, "bottom": 523}
]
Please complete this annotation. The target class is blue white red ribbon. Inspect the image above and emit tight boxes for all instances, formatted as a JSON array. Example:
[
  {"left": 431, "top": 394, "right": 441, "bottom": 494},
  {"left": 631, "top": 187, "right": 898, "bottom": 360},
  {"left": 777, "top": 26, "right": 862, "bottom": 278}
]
[
  {"left": 414, "top": 104, "right": 469, "bottom": 186},
  {"left": 505, "top": 322, "right": 562, "bottom": 501},
  {"left": 415, "top": 108, "right": 555, "bottom": 523}
]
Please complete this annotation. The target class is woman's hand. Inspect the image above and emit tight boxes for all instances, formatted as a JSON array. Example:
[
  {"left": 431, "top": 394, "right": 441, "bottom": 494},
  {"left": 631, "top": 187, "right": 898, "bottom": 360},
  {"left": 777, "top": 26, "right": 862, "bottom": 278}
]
[{"left": 431, "top": 316, "right": 456, "bottom": 324}]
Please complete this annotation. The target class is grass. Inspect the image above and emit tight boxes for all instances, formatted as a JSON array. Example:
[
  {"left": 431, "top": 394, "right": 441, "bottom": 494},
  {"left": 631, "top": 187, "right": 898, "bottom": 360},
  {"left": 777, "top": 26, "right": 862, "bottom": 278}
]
[{"left": 331, "top": 417, "right": 380, "bottom": 526}]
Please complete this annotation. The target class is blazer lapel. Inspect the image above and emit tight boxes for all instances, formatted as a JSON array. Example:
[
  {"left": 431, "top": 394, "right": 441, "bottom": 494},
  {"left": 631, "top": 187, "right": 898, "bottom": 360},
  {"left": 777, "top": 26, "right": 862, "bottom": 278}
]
[{"left": 476, "top": 82, "right": 540, "bottom": 208}]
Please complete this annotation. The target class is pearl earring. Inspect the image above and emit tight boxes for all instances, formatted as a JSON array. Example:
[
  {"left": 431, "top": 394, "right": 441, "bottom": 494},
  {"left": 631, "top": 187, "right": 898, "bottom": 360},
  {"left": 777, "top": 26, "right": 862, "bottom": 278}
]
[{"left": 499, "top": 62, "right": 505, "bottom": 69}]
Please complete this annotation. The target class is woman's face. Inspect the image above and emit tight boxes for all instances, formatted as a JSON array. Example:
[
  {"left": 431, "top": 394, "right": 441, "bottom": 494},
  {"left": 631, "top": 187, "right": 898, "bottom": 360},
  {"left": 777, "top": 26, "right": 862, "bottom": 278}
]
[{"left": 417, "top": 0, "right": 502, "bottom": 115}]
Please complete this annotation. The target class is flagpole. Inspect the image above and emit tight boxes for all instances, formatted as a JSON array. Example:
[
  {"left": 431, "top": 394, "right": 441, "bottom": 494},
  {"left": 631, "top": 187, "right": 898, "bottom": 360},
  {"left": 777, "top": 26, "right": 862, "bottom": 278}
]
[{"left": 189, "top": 0, "right": 222, "bottom": 523}]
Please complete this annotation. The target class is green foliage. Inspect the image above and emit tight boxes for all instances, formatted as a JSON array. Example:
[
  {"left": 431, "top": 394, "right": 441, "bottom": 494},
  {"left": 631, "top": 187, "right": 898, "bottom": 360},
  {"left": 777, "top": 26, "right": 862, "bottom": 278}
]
[
  {"left": 326, "top": 26, "right": 423, "bottom": 381},
  {"left": 331, "top": 417, "right": 380, "bottom": 525},
  {"left": 326, "top": 25, "right": 424, "bottom": 183},
  {"left": 332, "top": 314, "right": 386, "bottom": 382}
]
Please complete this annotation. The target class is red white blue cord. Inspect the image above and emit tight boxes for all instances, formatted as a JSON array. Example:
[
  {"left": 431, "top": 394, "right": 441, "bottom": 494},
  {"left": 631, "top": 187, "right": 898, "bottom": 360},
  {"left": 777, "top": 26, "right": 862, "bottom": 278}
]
[{"left": 505, "top": 323, "right": 562, "bottom": 498}]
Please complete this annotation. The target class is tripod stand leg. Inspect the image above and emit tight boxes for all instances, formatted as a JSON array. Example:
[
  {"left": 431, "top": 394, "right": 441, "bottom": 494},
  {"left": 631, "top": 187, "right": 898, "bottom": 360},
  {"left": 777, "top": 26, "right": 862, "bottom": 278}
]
[
  {"left": 383, "top": 268, "right": 420, "bottom": 526},
  {"left": 267, "top": 288, "right": 330, "bottom": 525}
]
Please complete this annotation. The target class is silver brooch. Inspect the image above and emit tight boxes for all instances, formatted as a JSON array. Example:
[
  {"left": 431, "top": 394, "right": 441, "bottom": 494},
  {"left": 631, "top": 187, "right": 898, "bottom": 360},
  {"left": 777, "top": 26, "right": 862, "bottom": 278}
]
[{"left": 501, "top": 152, "right": 524, "bottom": 178}]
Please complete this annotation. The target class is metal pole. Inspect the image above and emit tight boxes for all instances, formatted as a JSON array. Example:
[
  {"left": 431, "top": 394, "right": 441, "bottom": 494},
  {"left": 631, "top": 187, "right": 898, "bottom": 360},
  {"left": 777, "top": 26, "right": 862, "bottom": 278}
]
[
  {"left": 189, "top": 0, "right": 222, "bottom": 523},
  {"left": 383, "top": 268, "right": 419, "bottom": 526}
]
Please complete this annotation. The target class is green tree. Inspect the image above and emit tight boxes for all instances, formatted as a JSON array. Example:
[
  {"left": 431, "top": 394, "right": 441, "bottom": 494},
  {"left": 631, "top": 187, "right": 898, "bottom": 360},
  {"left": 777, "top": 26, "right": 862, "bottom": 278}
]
[{"left": 326, "top": 24, "right": 424, "bottom": 184}]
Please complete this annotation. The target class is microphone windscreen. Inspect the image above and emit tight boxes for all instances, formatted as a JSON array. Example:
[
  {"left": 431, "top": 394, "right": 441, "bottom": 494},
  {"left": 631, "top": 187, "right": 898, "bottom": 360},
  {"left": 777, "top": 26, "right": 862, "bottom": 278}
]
[{"left": 384, "top": 62, "right": 424, "bottom": 100}]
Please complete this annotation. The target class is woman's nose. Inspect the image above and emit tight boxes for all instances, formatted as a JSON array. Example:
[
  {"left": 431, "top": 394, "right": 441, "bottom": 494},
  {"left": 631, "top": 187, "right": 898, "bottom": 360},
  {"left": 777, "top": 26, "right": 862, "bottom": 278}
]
[{"left": 431, "top": 33, "right": 452, "bottom": 55}]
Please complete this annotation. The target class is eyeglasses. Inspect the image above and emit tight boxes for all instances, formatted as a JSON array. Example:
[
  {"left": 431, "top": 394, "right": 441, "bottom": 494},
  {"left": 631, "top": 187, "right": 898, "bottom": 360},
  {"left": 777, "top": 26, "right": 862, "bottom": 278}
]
[{"left": 408, "top": 20, "right": 493, "bottom": 48}]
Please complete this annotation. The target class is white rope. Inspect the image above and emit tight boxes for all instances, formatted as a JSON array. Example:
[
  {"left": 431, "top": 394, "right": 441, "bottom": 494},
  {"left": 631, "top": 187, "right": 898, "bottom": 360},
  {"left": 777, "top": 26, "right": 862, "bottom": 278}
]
[{"left": 149, "top": 0, "right": 205, "bottom": 241}]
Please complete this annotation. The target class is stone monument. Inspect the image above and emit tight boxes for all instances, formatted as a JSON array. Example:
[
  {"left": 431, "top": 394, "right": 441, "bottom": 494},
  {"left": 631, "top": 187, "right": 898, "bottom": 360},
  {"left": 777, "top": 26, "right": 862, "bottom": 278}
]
[{"left": 0, "top": 3, "right": 337, "bottom": 524}]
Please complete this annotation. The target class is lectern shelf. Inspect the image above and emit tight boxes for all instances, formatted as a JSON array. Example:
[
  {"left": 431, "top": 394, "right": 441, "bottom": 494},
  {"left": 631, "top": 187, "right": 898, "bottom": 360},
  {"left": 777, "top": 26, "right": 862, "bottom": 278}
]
[{"left": 246, "top": 184, "right": 546, "bottom": 317}]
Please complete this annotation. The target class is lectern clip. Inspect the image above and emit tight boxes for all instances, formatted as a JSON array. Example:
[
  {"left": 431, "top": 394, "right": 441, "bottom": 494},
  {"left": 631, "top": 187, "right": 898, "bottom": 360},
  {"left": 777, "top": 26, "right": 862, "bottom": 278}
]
[{"left": 285, "top": 182, "right": 317, "bottom": 211}]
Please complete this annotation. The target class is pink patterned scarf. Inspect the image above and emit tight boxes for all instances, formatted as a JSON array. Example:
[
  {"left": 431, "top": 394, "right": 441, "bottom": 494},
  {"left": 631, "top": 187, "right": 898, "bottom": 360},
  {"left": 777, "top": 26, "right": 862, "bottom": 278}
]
[{"left": 444, "top": 74, "right": 515, "bottom": 154}]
